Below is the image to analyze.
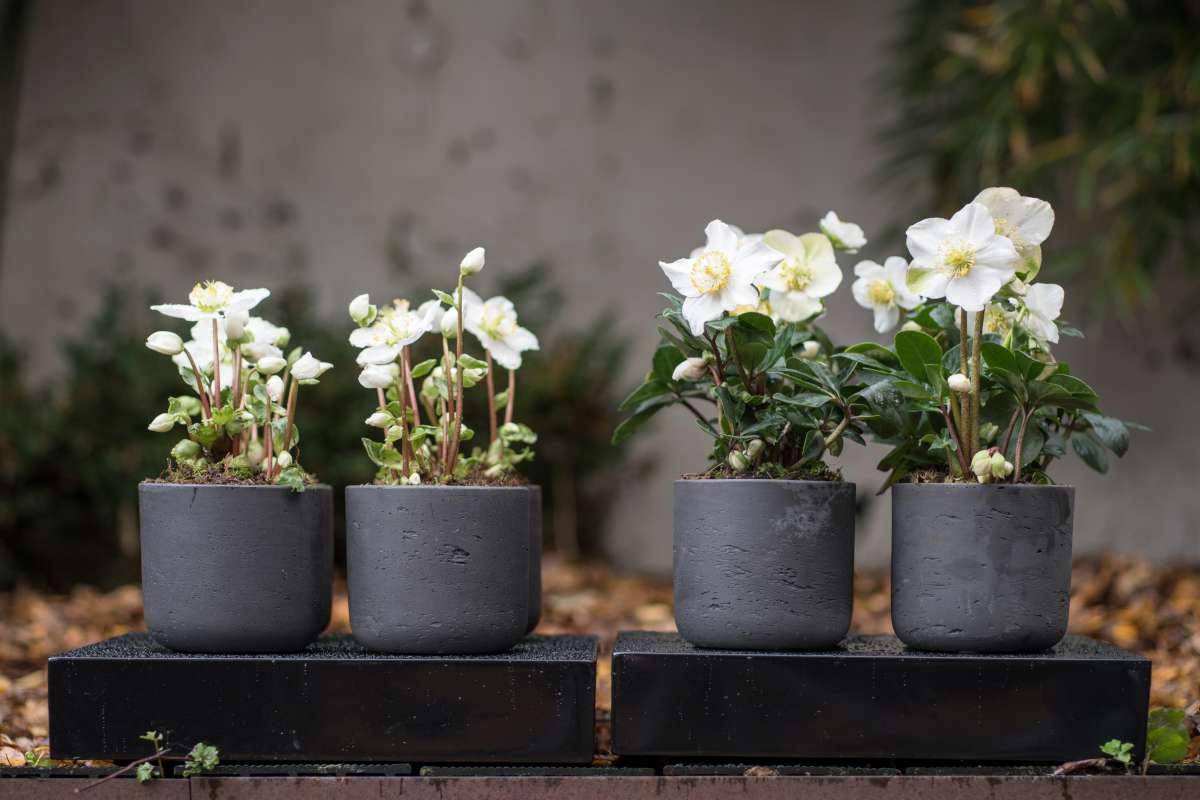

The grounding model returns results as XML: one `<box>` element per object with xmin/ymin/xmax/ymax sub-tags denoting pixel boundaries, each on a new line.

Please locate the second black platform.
<box><xmin>612</xmin><ymin>632</ymin><xmax>1149</xmax><ymax>762</ymax></box>
<box><xmin>49</xmin><ymin>633</ymin><xmax>597</xmax><ymax>764</ymax></box>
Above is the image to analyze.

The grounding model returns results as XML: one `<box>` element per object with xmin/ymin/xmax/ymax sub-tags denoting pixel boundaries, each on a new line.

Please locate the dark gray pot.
<box><xmin>526</xmin><ymin>485</ymin><xmax>543</xmax><ymax>634</ymax></box>
<box><xmin>346</xmin><ymin>485</ymin><xmax>530</xmax><ymax>654</ymax></box>
<box><xmin>891</xmin><ymin>483</ymin><xmax>1074</xmax><ymax>653</ymax></box>
<box><xmin>673</xmin><ymin>479</ymin><xmax>856</xmax><ymax>651</ymax></box>
<box><xmin>138</xmin><ymin>483</ymin><xmax>333</xmax><ymax>654</ymax></box>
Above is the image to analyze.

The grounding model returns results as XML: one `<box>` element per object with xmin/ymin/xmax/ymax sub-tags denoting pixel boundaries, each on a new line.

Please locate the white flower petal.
<box><xmin>805</xmin><ymin>258</ymin><xmax>843</xmax><ymax>298</ymax></box>
<box><xmin>873</xmin><ymin>304</ymin><xmax>900</xmax><ymax>334</ymax></box>
<box><xmin>730</xmin><ymin>240</ymin><xmax>783</xmax><ymax>284</ymax></box>
<box><xmin>229</xmin><ymin>288</ymin><xmax>270</xmax><ymax>311</ymax></box>
<box><xmin>948</xmin><ymin>202</ymin><xmax>998</xmax><ymax>244</ymax></box>
<box><xmin>349</xmin><ymin>327</ymin><xmax>379</xmax><ymax>348</ymax></box>
<box><xmin>682</xmin><ymin>292</ymin><xmax>725</xmax><ymax>335</ymax></box>
<box><xmin>973</xmin><ymin>233</ymin><xmax>1020</xmax><ymax>275</ymax></box>
<box><xmin>485</xmin><ymin>338</ymin><xmax>523</xmax><ymax>370</ymax></box>
<box><xmin>1024</xmin><ymin>282</ymin><xmax>1064</xmax><ymax>321</ymax></box>
<box><xmin>660</xmin><ymin>258</ymin><xmax>698</xmax><ymax>297</ymax></box>
<box><xmin>703</xmin><ymin>219</ymin><xmax>739</xmax><ymax>256</ymax></box>
<box><xmin>945</xmin><ymin>267</ymin><xmax>1006</xmax><ymax>312</ymax></box>
<box><xmin>356</xmin><ymin>344</ymin><xmax>401</xmax><ymax>365</ymax></box>
<box><xmin>151</xmin><ymin>303</ymin><xmax>210</xmax><ymax>321</ymax></box>
<box><xmin>853</xmin><ymin>260</ymin><xmax>884</xmax><ymax>279</ymax></box>
<box><xmin>905</xmin><ymin>218</ymin><xmax>949</xmax><ymax>264</ymax></box>
<box><xmin>506</xmin><ymin>326</ymin><xmax>539</xmax><ymax>352</ymax></box>
<box><xmin>850</xmin><ymin>276</ymin><xmax>874</xmax><ymax>309</ymax></box>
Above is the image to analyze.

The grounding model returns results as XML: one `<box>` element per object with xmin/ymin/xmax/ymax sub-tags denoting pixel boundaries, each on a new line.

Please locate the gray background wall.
<box><xmin>2</xmin><ymin>0</ymin><xmax>1195</xmax><ymax>571</ymax></box>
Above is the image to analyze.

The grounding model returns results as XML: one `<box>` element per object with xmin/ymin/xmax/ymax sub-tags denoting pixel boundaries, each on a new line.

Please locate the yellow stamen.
<box><xmin>779</xmin><ymin>257</ymin><xmax>814</xmax><ymax>292</ymax></box>
<box><xmin>867</xmin><ymin>279</ymin><xmax>895</xmax><ymax>306</ymax></box>
<box><xmin>690</xmin><ymin>250</ymin><xmax>732</xmax><ymax>295</ymax></box>
<box><xmin>942</xmin><ymin>243</ymin><xmax>977</xmax><ymax>277</ymax></box>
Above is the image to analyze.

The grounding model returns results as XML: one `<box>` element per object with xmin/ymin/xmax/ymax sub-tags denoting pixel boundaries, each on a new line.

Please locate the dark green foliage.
<box><xmin>882</xmin><ymin>1</ymin><xmax>1200</xmax><ymax>332</ymax></box>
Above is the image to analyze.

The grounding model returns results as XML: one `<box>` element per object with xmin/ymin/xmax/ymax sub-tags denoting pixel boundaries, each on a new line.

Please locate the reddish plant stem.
<box><xmin>182</xmin><ymin>347</ymin><xmax>212</xmax><ymax>419</ymax></box>
<box><xmin>280</xmin><ymin>378</ymin><xmax>299</xmax><ymax>453</ymax></box>
<box><xmin>485</xmin><ymin>351</ymin><xmax>498</xmax><ymax>442</ymax></box>
<box><xmin>402</xmin><ymin>347</ymin><xmax>420</xmax><ymax>425</ymax></box>
<box><xmin>75</xmin><ymin>749</ymin><xmax>175</xmax><ymax>793</ymax></box>
<box><xmin>211</xmin><ymin>319</ymin><xmax>222</xmax><ymax>407</ymax></box>
<box><xmin>447</xmin><ymin>279</ymin><xmax>466</xmax><ymax>474</ymax></box>
<box><xmin>504</xmin><ymin>368</ymin><xmax>516</xmax><ymax>426</ymax></box>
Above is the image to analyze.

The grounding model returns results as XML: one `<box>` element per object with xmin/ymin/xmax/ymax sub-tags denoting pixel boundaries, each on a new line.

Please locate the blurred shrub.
<box><xmin>882</xmin><ymin>1</ymin><xmax>1199</xmax><ymax>337</ymax></box>
<box><xmin>0</xmin><ymin>269</ymin><xmax>643</xmax><ymax>590</ymax></box>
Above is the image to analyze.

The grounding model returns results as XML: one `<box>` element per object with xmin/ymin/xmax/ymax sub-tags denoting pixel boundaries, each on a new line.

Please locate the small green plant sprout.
<box><xmin>146</xmin><ymin>281</ymin><xmax>331</xmax><ymax>491</ymax></box>
<box><xmin>350</xmin><ymin>246</ymin><xmax>540</xmax><ymax>485</ymax></box>
<box><xmin>615</xmin><ymin>217</ymin><xmax>869</xmax><ymax>477</ymax></box>
<box><xmin>845</xmin><ymin>188</ymin><xmax>1137</xmax><ymax>488</ymax></box>
<box><xmin>181</xmin><ymin>742</ymin><xmax>220</xmax><ymax>777</ymax></box>
<box><xmin>136</xmin><ymin>730</ymin><xmax>165</xmax><ymax>782</ymax></box>
<box><xmin>1100</xmin><ymin>739</ymin><xmax>1134</xmax><ymax>769</ymax></box>
<box><xmin>1146</xmin><ymin>708</ymin><xmax>1191</xmax><ymax>766</ymax></box>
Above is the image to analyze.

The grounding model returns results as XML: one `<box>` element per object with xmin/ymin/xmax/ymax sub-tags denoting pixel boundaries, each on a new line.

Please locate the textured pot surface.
<box><xmin>346</xmin><ymin>485</ymin><xmax>530</xmax><ymax>654</ymax></box>
<box><xmin>138</xmin><ymin>483</ymin><xmax>333</xmax><ymax>654</ymax></box>
<box><xmin>891</xmin><ymin>482</ymin><xmax>1074</xmax><ymax>653</ymax></box>
<box><xmin>673</xmin><ymin>479</ymin><xmax>855</xmax><ymax>651</ymax></box>
<box><xmin>526</xmin><ymin>485</ymin><xmax>543</xmax><ymax>634</ymax></box>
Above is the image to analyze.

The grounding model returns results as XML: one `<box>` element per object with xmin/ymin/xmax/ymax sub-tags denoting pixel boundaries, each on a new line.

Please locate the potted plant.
<box><xmin>141</xmin><ymin>281</ymin><xmax>334</xmax><ymax>653</ymax></box>
<box><xmin>344</xmin><ymin>247</ymin><xmax>542</xmax><ymax>654</ymax></box>
<box><xmin>847</xmin><ymin>188</ymin><xmax>1135</xmax><ymax>652</ymax></box>
<box><xmin>615</xmin><ymin>216</ymin><xmax>869</xmax><ymax>651</ymax></box>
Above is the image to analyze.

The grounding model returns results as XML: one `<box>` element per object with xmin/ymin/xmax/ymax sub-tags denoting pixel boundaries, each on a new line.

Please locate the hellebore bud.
<box><xmin>727</xmin><ymin>451</ymin><xmax>750</xmax><ymax>473</ymax></box>
<box><xmin>459</xmin><ymin>246</ymin><xmax>486</xmax><ymax>276</ymax></box>
<box><xmin>948</xmin><ymin>373</ymin><xmax>971</xmax><ymax>394</ymax></box>
<box><xmin>672</xmin><ymin>357</ymin><xmax>707</xmax><ymax>382</ymax></box>
<box><xmin>145</xmin><ymin>331</ymin><xmax>184</xmax><ymax>355</ymax></box>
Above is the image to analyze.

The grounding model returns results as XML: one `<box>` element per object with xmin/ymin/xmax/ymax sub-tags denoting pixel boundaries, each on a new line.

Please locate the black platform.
<box><xmin>612</xmin><ymin>632</ymin><xmax>1150</xmax><ymax>763</ymax></box>
<box><xmin>49</xmin><ymin>633</ymin><xmax>597</xmax><ymax>764</ymax></box>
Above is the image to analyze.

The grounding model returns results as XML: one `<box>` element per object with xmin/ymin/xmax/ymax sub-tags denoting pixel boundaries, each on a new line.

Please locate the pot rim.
<box><xmin>892</xmin><ymin>481</ymin><xmax>1074</xmax><ymax>491</ymax></box>
<box><xmin>139</xmin><ymin>481</ymin><xmax>332</xmax><ymax>491</ymax></box>
<box><xmin>345</xmin><ymin>483</ymin><xmax>532</xmax><ymax>491</ymax></box>
<box><xmin>674</xmin><ymin>477</ymin><xmax>854</xmax><ymax>488</ymax></box>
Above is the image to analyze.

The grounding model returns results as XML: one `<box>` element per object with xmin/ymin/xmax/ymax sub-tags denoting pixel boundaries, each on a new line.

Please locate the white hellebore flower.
<box><xmin>291</xmin><ymin>352</ymin><xmax>333</xmax><ymax>382</ymax></box>
<box><xmin>689</xmin><ymin>223</ymin><xmax>759</xmax><ymax>259</ymax></box>
<box><xmin>358</xmin><ymin>363</ymin><xmax>397</xmax><ymax>390</ymax></box>
<box><xmin>948</xmin><ymin>373</ymin><xmax>972</xmax><ymax>394</ymax></box>
<box><xmin>223</xmin><ymin>306</ymin><xmax>249</xmax><ymax>340</ymax></box>
<box><xmin>1021</xmin><ymin>283</ymin><xmax>1065</xmax><ymax>344</ymax></box>
<box><xmin>350</xmin><ymin>300</ymin><xmax>440</xmax><ymax>365</ymax></box>
<box><xmin>459</xmin><ymin>288</ymin><xmax>540</xmax><ymax>370</ymax></box>
<box><xmin>145</xmin><ymin>331</ymin><xmax>183</xmax><ymax>356</ymax></box>
<box><xmin>757</xmin><ymin>230</ymin><xmax>842</xmax><ymax>323</ymax></box>
<box><xmin>800</xmin><ymin>340</ymin><xmax>821</xmax><ymax>359</ymax></box>
<box><xmin>349</xmin><ymin>293</ymin><xmax>374</xmax><ymax>326</ymax></box>
<box><xmin>440</xmin><ymin>306</ymin><xmax>459</xmax><ymax>338</ymax></box>
<box><xmin>364</xmin><ymin>411</ymin><xmax>392</xmax><ymax>428</ymax></box>
<box><xmin>275</xmin><ymin>450</ymin><xmax>293</xmax><ymax>469</ymax></box>
<box><xmin>266</xmin><ymin>375</ymin><xmax>285</xmax><ymax>402</ymax></box>
<box><xmin>151</xmin><ymin>280</ymin><xmax>270</xmax><ymax>321</ymax></box>
<box><xmin>672</xmin><ymin>357</ymin><xmax>708</xmax><ymax>382</ymax></box>
<box><xmin>661</xmin><ymin>220</ymin><xmax>783</xmax><ymax>335</ymax></box>
<box><xmin>851</xmin><ymin>256</ymin><xmax>921</xmax><ymax>333</ymax></box>
<box><xmin>257</xmin><ymin>356</ymin><xmax>287</xmax><ymax>375</ymax></box>
<box><xmin>148</xmin><ymin>413</ymin><xmax>175</xmax><ymax>433</ymax></box>
<box><xmin>905</xmin><ymin>202</ymin><xmax>1020</xmax><ymax>312</ymax></box>
<box><xmin>245</xmin><ymin>317</ymin><xmax>290</xmax><ymax>348</ymax></box>
<box><xmin>973</xmin><ymin>187</ymin><xmax>1054</xmax><ymax>276</ymax></box>
<box><xmin>460</xmin><ymin>246</ymin><xmax>486</xmax><ymax>275</ymax></box>
<box><xmin>819</xmin><ymin>211</ymin><xmax>867</xmax><ymax>253</ymax></box>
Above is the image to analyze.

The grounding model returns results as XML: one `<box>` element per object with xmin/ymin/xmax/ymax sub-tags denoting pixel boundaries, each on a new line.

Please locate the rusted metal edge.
<box><xmin>2</xmin><ymin>775</ymin><xmax>1198</xmax><ymax>800</ymax></box>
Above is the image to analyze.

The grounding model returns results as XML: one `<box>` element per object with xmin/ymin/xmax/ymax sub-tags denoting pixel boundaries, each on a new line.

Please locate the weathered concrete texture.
<box><xmin>891</xmin><ymin>483</ymin><xmax>1074</xmax><ymax>653</ymax></box>
<box><xmin>526</xmin><ymin>484</ymin><xmax>543</xmax><ymax>633</ymax></box>
<box><xmin>673</xmin><ymin>479</ymin><xmax>855</xmax><ymax>650</ymax></box>
<box><xmin>345</xmin><ymin>485</ymin><xmax>530</xmax><ymax>654</ymax></box>
<box><xmin>137</xmin><ymin>483</ymin><xmax>333</xmax><ymax>653</ymax></box>
<box><xmin>1</xmin><ymin>775</ymin><xmax>1184</xmax><ymax>800</ymax></box>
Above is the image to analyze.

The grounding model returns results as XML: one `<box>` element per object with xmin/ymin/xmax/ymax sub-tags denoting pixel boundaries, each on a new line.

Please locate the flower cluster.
<box><xmin>145</xmin><ymin>281</ymin><xmax>332</xmax><ymax>490</ymax></box>
<box><xmin>350</xmin><ymin>247</ymin><xmax>539</xmax><ymax>485</ymax></box>
<box><xmin>842</xmin><ymin>187</ymin><xmax>1133</xmax><ymax>485</ymax></box>
<box><xmin>617</xmin><ymin>214</ymin><xmax>868</xmax><ymax>476</ymax></box>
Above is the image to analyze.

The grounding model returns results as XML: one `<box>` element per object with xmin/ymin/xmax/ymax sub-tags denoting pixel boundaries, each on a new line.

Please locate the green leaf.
<box><xmin>1082</xmin><ymin>413</ymin><xmax>1129</xmax><ymax>457</ymax></box>
<box><xmin>182</xmin><ymin>743</ymin><xmax>220</xmax><ymax>777</ymax></box>
<box><xmin>136</xmin><ymin>763</ymin><xmax>156</xmax><ymax>783</ymax></box>
<box><xmin>800</xmin><ymin>429</ymin><xmax>825</xmax><ymax>463</ymax></box>
<box><xmin>736</xmin><ymin>311</ymin><xmax>775</xmax><ymax>337</ymax></box>
<box><xmin>774</xmin><ymin>391</ymin><xmax>833</xmax><ymax>408</ymax></box>
<box><xmin>894</xmin><ymin>330</ymin><xmax>941</xmax><ymax>384</ymax></box>
<box><xmin>459</xmin><ymin>353</ymin><xmax>488</xmax><ymax>370</ymax></box>
<box><xmin>980</xmin><ymin>342</ymin><xmax>1019</xmax><ymax>374</ymax></box>
<box><xmin>1147</xmin><ymin>709</ymin><xmax>1190</xmax><ymax>764</ymax></box>
<box><xmin>651</xmin><ymin>345</ymin><xmax>685</xmax><ymax>382</ymax></box>
<box><xmin>409</xmin><ymin>358</ymin><xmax>437</xmax><ymax>379</ymax></box>
<box><xmin>276</xmin><ymin>465</ymin><xmax>307</xmax><ymax>493</ymax></box>
<box><xmin>619</xmin><ymin>380</ymin><xmax>672</xmax><ymax>412</ymax></box>
<box><xmin>1100</xmin><ymin>739</ymin><xmax>1134</xmax><ymax>767</ymax></box>
<box><xmin>362</xmin><ymin>438</ymin><xmax>403</xmax><ymax>469</ymax></box>
<box><xmin>432</xmin><ymin>289</ymin><xmax>455</xmax><ymax>305</ymax></box>
<box><xmin>1072</xmin><ymin>433</ymin><xmax>1109</xmax><ymax>473</ymax></box>
<box><xmin>611</xmin><ymin>397</ymin><xmax>672</xmax><ymax>445</ymax></box>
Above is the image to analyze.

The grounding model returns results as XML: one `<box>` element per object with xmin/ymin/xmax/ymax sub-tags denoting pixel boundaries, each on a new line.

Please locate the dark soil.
<box><xmin>147</xmin><ymin>462</ymin><xmax>316</xmax><ymax>487</ymax></box>
<box><xmin>682</xmin><ymin>461</ymin><xmax>842</xmax><ymax>482</ymax></box>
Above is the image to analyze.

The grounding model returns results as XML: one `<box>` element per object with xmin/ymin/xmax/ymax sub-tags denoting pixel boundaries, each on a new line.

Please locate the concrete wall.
<box><xmin>2</xmin><ymin>0</ymin><xmax>1196</xmax><ymax>571</ymax></box>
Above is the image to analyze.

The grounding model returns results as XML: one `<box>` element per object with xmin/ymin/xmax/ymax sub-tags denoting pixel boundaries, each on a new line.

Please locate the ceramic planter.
<box><xmin>673</xmin><ymin>479</ymin><xmax>856</xmax><ymax>651</ymax></box>
<box><xmin>138</xmin><ymin>483</ymin><xmax>334</xmax><ymax>653</ymax></box>
<box><xmin>346</xmin><ymin>485</ymin><xmax>531</xmax><ymax>654</ymax></box>
<box><xmin>891</xmin><ymin>483</ymin><xmax>1074</xmax><ymax>653</ymax></box>
<box><xmin>526</xmin><ymin>485</ymin><xmax>543</xmax><ymax>634</ymax></box>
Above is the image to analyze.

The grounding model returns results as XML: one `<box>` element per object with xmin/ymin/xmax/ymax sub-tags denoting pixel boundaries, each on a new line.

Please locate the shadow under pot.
<box><xmin>526</xmin><ymin>485</ymin><xmax>543</xmax><ymax>634</ymax></box>
<box><xmin>346</xmin><ymin>485</ymin><xmax>531</xmax><ymax>654</ymax></box>
<box><xmin>891</xmin><ymin>483</ymin><xmax>1074</xmax><ymax>654</ymax></box>
<box><xmin>138</xmin><ymin>483</ymin><xmax>334</xmax><ymax>654</ymax></box>
<box><xmin>673</xmin><ymin>479</ymin><xmax>856</xmax><ymax>651</ymax></box>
